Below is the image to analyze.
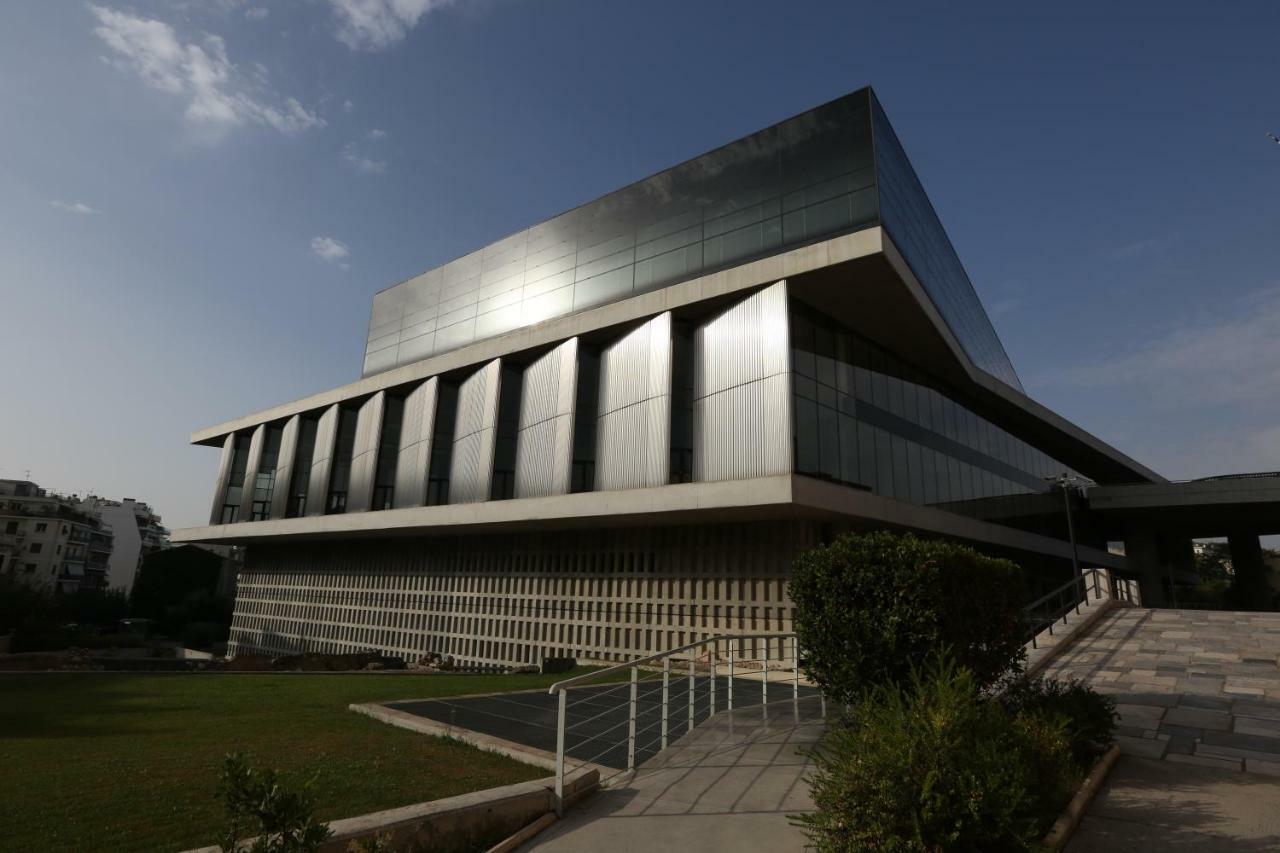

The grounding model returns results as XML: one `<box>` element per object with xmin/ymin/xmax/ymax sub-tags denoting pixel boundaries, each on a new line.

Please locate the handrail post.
<box><xmin>661</xmin><ymin>657</ymin><xmax>670</xmax><ymax>750</ymax></box>
<box><xmin>627</xmin><ymin>666</ymin><xmax>638</xmax><ymax>771</ymax></box>
<box><xmin>762</xmin><ymin>639</ymin><xmax>769</xmax><ymax>709</ymax></box>
<box><xmin>728</xmin><ymin>640</ymin><xmax>735</xmax><ymax>711</ymax></box>
<box><xmin>792</xmin><ymin>636</ymin><xmax>800</xmax><ymax>702</ymax></box>
<box><xmin>688</xmin><ymin>659</ymin><xmax>695</xmax><ymax>734</ymax></box>
<box><xmin>554</xmin><ymin>688</ymin><xmax>566</xmax><ymax>816</ymax></box>
<box><xmin>709</xmin><ymin>658</ymin><xmax>716</xmax><ymax>716</ymax></box>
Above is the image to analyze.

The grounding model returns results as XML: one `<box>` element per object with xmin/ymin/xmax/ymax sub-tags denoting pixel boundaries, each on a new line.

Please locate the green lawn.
<box><xmin>0</xmin><ymin>671</ymin><xmax>591</xmax><ymax>853</ymax></box>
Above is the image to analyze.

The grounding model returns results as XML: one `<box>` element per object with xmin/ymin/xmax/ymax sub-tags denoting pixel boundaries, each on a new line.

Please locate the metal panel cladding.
<box><xmin>450</xmin><ymin>360</ymin><xmax>503</xmax><ymax>503</ymax></box>
<box><xmin>515</xmin><ymin>338</ymin><xmax>579</xmax><ymax>498</ymax></box>
<box><xmin>393</xmin><ymin>378</ymin><xmax>439</xmax><ymax>509</ymax></box>
<box><xmin>869</xmin><ymin>93</ymin><xmax>1022</xmax><ymax>391</ymax></box>
<box><xmin>208</xmin><ymin>432</ymin><xmax>237</xmax><ymax>525</ymax></box>
<box><xmin>345</xmin><ymin>391</ymin><xmax>386</xmax><ymax>512</ymax></box>
<box><xmin>596</xmin><ymin>312</ymin><xmax>673</xmax><ymax>490</ymax></box>
<box><xmin>693</xmin><ymin>281</ymin><xmax>793</xmax><ymax>482</ymax></box>
<box><xmin>237</xmin><ymin>424</ymin><xmax>267</xmax><ymax>518</ymax></box>
<box><xmin>305</xmin><ymin>404</ymin><xmax>340</xmax><ymax>517</ymax></box>
<box><xmin>269</xmin><ymin>415</ymin><xmax>301</xmax><ymax>519</ymax></box>
<box><xmin>362</xmin><ymin>90</ymin><xmax>877</xmax><ymax>377</ymax></box>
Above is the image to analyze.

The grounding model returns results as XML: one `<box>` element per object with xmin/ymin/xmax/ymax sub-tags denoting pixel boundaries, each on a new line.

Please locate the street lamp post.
<box><xmin>1050</xmin><ymin>472</ymin><xmax>1082</xmax><ymax>580</ymax></box>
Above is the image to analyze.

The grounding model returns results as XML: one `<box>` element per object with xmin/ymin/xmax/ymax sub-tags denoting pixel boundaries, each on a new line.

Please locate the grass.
<box><xmin>0</xmin><ymin>669</ymin><xmax>599</xmax><ymax>853</ymax></box>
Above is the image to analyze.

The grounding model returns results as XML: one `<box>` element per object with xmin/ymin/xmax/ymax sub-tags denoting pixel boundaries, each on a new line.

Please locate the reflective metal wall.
<box><xmin>596</xmin><ymin>313</ymin><xmax>672</xmax><ymax>490</ymax></box>
<box><xmin>515</xmin><ymin>338</ymin><xmax>578</xmax><ymax>498</ymax></box>
<box><xmin>393</xmin><ymin>378</ymin><xmax>438</xmax><ymax>509</ymax></box>
<box><xmin>450</xmin><ymin>359</ymin><xmax>502</xmax><ymax>503</ymax></box>
<box><xmin>304</xmin><ymin>404</ymin><xmax>339</xmax><ymax>517</ymax></box>
<box><xmin>694</xmin><ymin>282</ymin><xmax>793</xmax><ymax>482</ymax></box>
<box><xmin>269</xmin><ymin>415</ymin><xmax>300</xmax><ymax>519</ymax></box>
<box><xmin>363</xmin><ymin>91</ymin><xmax>877</xmax><ymax>376</ymax></box>
<box><xmin>346</xmin><ymin>392</ymin><xmax>386</xmax><ymax>512</ymax></box>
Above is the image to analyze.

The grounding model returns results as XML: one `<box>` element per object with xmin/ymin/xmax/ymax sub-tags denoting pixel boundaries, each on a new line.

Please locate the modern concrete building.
<box><xmin>0</xmin><ymin>479</ymin><xmax>114</xmax><ymax>593</ymax></box>
<box><xmin>173</xmin><ymin>88</ymin><xmax>1277</xmax><ymax>666</ymax></box>
<box><xmin>74</xmin><ymin>496</ymin><xmax>170</xmax><ymax>595</ymax></box>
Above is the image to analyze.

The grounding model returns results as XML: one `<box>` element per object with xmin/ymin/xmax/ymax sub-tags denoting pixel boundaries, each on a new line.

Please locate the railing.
<box><xmin>1025</xmin><ymin>568</ymin><xmax>1138</xmax><ymax>649</ymax></box>
<box><xmin>546</xmin><ymin>633</ymin><xmax>820</xmax><ymax>815</ymax></box>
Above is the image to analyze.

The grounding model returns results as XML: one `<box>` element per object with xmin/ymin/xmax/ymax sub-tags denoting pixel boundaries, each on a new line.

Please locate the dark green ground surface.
<box><xmin>0</xmin><ymin>671</ymin><xmax>596</xmax><ymax>853</ymax></box>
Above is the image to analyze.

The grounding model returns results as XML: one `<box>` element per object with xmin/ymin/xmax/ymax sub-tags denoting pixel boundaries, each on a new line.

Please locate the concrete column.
<box><xmin>269</xmin><ymin>415</ymin><xmax>301</xmax><ymax>519</ymax></box>
<box><xmin>346</xmin><ymin>391</ymin><xmax>386</xmax><ymax>512</ymax></box>
<box><xmin>693</xmin><ymin>281</ymin><xmax>792</xmax><ymax>482</ymax></box>
<box><xmin>394</xmin><ymin>378</ymin><xmax>439</xmax><ymax>509</ymax></box>
<box><xmin>208</xmin><ymin>433</ymin><xmax>236</xmax><ymax>526</ymax></box>
<box><xmin>305</xmin><ymin>404</ymin><xmax>340</xmax><ymax>517</ymax></box>
<box><xmin>1227</xmin><ymin>532</ymin><xmax>1270</xmax><ymax>610</ymax></box>
<box><xmin>1122</xmin><ymin>528</ymin><xmax>1167</xmax><ymax>607</ymax></box>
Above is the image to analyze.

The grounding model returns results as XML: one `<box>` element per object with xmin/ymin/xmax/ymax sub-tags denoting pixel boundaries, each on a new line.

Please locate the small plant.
<box><xmin>217</xmin><ymin>753</ymin><xmax>333</xmax><ymax>853</ymax></box>
<box><xmin>347</xmin><ymin>832</ymin><xmax>393</xmax><ymax>852</ymax></box>
<box><xmin>1000</xmin><ymin>673</ymin><xmax>1118</xmax><ymax>764</ymax></box>
<box><xmin>789</xmin><ymin>531</ymin><xmax>1028</xmax><ymax>702</ymax></box>
<box><xmin>796</xmin><ymin>655</ymin><xmax>1049</xmax><ymax>852</ymax></box>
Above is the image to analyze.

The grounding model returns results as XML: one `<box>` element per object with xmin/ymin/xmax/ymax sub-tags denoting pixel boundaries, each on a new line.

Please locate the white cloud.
<box><xmin>343</xmin><ymin>99</ymin><xmax>355</xmax><ymax>113</ymax></box>
<box><xmin>90</xmin><ymin>5</ymin><xmax>323</xmax><ymax>139</ymax></box>
<box><xmin>51</xmin><ymin>200</ymin><xmax>97</xmax><ymax>215</ymax></box>
<box><xmin>329</xmin><ymin>0</ymin><xmax>457</xmax><ymax>51</ymax></box>
<box><xmin>311</xmin><ymin>236</ymin><xmax>350</xmax><ymax>263</ymax></box>
<box><xmin>244</xmin><ymin>7</ymin><xmax>269</xmax><ymax>20</ymax></box>
<box><xmin>342</xmin><ymin>129</ymin><xmax>389</xmax><ymax>174</ymax></box>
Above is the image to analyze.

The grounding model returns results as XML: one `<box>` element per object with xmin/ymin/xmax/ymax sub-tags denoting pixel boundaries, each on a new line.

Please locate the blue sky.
<box><xmin>2</xmin><ymin>0</ymin><xmax>1279</xmax><ymax>530</ymax></box>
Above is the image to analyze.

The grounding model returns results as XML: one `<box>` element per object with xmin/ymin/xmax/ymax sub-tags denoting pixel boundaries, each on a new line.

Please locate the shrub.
<box><xmin>789</xmin><ymin>531</ymin><xmax>1027</xmax><ymax>701</ymax></box>
<box><xmin>797</xmin><ymin>656</ymin><xmax>1051</xmax><ymax>852</ymax></box>
<box><xmin>1000</xmin><ymin>674</ymin><xmax>1117</xmax><ymax>765</ymax></box>
<box><xmin>218</xmin><ymin>753</ymin><xmax>332</xmax><ymax>853</ymax></box>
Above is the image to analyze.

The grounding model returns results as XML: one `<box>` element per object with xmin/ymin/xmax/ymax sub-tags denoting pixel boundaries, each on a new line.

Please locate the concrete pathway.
<box><xmin>525</xmin><ymin>697</ymin><xmax>822</xmax><ymax>852</ymax></box>
<box><xmin>1067</xmin><ymin>755</ymin><xmax>1280</xmax><ymax>851</ymax></box>
<box><xmin>1041</xmin><ymin>607</ymin><xmax>1280</xmax><ymax>774</ymax></box>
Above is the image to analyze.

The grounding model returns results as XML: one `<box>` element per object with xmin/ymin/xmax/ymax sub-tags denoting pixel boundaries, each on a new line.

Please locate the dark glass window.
<box><xmin>249</xmin><ymin>424</ymin><xmax>283</xmax><ymax>521</ymax></box>
<box><xmin>670</xmin><ymin>324</ymin><xmax>695</xmax><ymax>483</ymax></box>
<box><xmin>219</xmin><ymin>433</ymin><xmax>251</xmax><ymax>524</ymax></box>
<box><xmin>325</xmin><ymin>405</ymin><xmax>359</xmax><ymax>514</ymax></box>
<box><xmin>490</xmin><ymin>366</ymin><xmax>523</xmax><ymax>501</ymax></box>
<box><xmin>426</xmin><ymin>384</ymin><xmax>458</xmax><ymax>506</ymax></box>
<box><xmin>372</xmin><ymin>395</ymin><xmax>405</xmax><ymax>510</ymax></box>
<box><xmin>571</xmin><ymin>345</ymin><xmax>600</xmax><ymax>493</ymax></box>
<box><xmin>286</xmin><ymin>415</ymin><xmax>319</xmax><ymax>517</ymax></box>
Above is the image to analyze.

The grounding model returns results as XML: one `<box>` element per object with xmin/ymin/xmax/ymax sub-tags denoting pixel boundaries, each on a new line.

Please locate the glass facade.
<box><xmin>870</xmin><ymin>94</ymin><xmax>1022</xmax><ymax>389</ymax></box>
<box><xmin>570</xmin><ymin>346</ymin><xmax>600</xmax><ymax>493</ymax></box>
<box><xmin>373</xmin><ymin>395</ymin><xmax>405</xmax><ymax>510</ymax></box>
<box><xmin>364</xmin><ymin>91</ymin><xmax>877</xmax><ymax>377</ymax></box>
<box><xmin>219</xmin><ymin>434</ymin><xmax>251</xmax><ymax>524</ymax></box>
<box><xmin>490</xmin><ymin>366</ymin><xmax>523</xmax><ymax>500</ymax></box>
<box><xmin>790</xmin><ymin>302</ymin><xmax>1082</xmax><ymax>540</ymax></box>
<box><xmin>286</xmin><ymin>415</ymin><xmax>319</xmax><ymax>518</ymax></box>
<box><xmin>325</xmin><ymin>406</ymin><xmax>359</xmax><ymax>514</ymax></box>
<box><xmin>426</xmin><ymin>384</ymin><xmax>458</xmax><ymax>506</ymax></box>
<box><xmin>249</xmin><ymin>424</ymin><xmax>283</xmax><ymax>521</ymax></box>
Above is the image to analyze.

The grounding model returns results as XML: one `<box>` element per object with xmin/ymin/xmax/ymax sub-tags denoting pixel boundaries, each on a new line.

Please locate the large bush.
<box><xmin>797</xmin><ymin>657</ymin><xmax>1059</xmax><ymax>852</ymax></box>
<box><xmin>789</xmin><ymin>532</ymin><xmax>1027</xmax><ymax>701</ymax></box>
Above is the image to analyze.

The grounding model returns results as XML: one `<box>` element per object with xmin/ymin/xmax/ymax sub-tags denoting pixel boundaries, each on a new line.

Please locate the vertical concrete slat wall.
<box><xmin>305</xmin><ymin>404</ymin><xmax>340</xmax><ymax>517</ymax></box>
<box><xmin>596</xmin><ymin>312</ymin><xmax>672</xmax><ymax>490</ymax></box>
<box><xmin>269</xmin><ymin>415</ymin><xmax>301</xmax><ymax>519</ymax></box>
<box><xmin>238</xmin><ymin>424</ymin><xmax>267</xmax><ymax>519</ymax></box>
<box><xmin>346</xmin><ymin>391</ymin><xmax>386</xmax><ymax>512</ymax></box>
<box><xmin>450</xmin><ymin>359</ymin><xmax>502</xmax><ymax>503</ymax></box>
<box><xmin>515</xmin><ymin>338</ymin><xmax>579</xmax><ymax>498</ymax></box>
<box><xmin>208</xmin><ymin>433</ymin><xmax>237</xmax><ymax>525</ymax></box>
<box><xmin>393</xmin><ymin>378</ymin><xmax>438</xmax><ymax>509</ymax></box>
<box><xmin>693</xmin><ymin>281</ymin><xmax>793</xmax><ymax>482</ymax></box>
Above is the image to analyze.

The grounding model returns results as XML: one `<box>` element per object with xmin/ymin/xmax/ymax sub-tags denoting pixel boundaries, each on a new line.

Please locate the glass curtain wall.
<box><xmin>372</xmin><ymin>396</ymin><xmax>405</xmax><ymax>510</ymax></box>
<box><xmin>249</xmin><ymin>424</ymin><xmax>283</xmax><ymax>520</ymax></box>
<box><xmin>219</xmin><ymin>434</ymin><xmax>251</xmax><ymax>524</ymax></box>
<box><xmin>286</xmin><ymin>415</ymin><xmax>319</xmax><ymax>518</ymax></box>
<box><xmin>790</xmin><ymin>301</ymin><xmax>1085</xmax><ymax>540</ymax></box>
<box><xmin>325</xmin><ymin>405</ymin><xmax>360</xmax><ymax>514</ymax></box>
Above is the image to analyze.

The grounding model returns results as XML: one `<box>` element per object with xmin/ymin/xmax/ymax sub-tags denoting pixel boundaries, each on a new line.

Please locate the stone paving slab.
<box><xmin>1042</xmin><ymin>608</ymin><xmax>1280</xmax><ymax>774</ymax></box>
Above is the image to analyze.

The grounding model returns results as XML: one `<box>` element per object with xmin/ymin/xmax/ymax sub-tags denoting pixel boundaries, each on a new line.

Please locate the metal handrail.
<box><xmin>1025</xmin><ymin>568</ymin><xmax>1139</xmax><ymax>649</ymax></box>
<box><xmin>548</xmin><ymin>632</ymin><xmax>812</xmax><ymax>816</ymax></box>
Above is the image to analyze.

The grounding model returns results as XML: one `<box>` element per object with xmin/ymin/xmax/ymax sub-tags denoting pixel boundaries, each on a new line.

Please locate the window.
<box><xmin>286</xmin><ymin>415</ymin><xmax>320</xmax><ymax>517</ymax></box>
<box><xmin>35</xmin><ymin>522</ymin><xmax>47</xmax><ymax>533</ymax></box>
<box><xmin>249</xmin><ymin>424</ymin><xmax>284</xmax><ymax>521</ymax></box>
<box><xmin>325</xmin><ymin>405</ymin><xmax>360</xmax><ymax>514</ymax></box>
<box><xmin>490</xmin><ymin>365</ymin><xmax>523</xmax><ymax>501</ymax></box>
<box><xmin>219</xmin><ymin>433</ymin><xmax>252</xmax><ymax>524</ymax></box>
<box><xmin>25</xmin><ymin>563</ymin><xmax>37</xmax><ymax>574</ymax></box>
<box><xmin>371</xmin><ymin>395</ymin><xmax>405</xmax><ymax>511</ymax></box>
<box><xmin>4</xmin><ymin>521</ymin><xmax>16</xmax><ymax>535</ymax></box>
<box><xmin>29</xmin><ymin>543</ymin><xmax>42</xmax><ymax>554</ymax></box>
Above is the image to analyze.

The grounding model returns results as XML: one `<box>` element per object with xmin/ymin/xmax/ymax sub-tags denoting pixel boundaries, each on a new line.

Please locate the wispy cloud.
<box><xmin>90</xmin><ymin>5</ymin><xmax>323</xmax><ymax>141</ymax></box>
<box><xmin>1108</xmin><ymin>236</ymin><xmax>1169</xmax><ymax>261</ymax></box>
<box><xmin>244</xmin><ymin>7</ymin><xmax>269</xmax><ymax>21</ymax></box>
<box><xmin>311</xmin><ymin>236</ymin><xmax>350</xmax><ymax>266</ymax></box>
<box><xmin>51</xmin><ymin>200</ymin><xmax>98</xmax><ymax>215</ymax></box>
<box><xmin>1035</xmin><ymin>286</ymin><xmax>1280</xmax><ymax>409</ymax></box>
<box><xmin>342</xmin><ymin>129</ymin><xmax>389</xmax><ymax>174</ymax></box>
<box><xmin>329</xmin><ymin>0</ymin><xmax>458</xmax><ymax>51</ymax></box>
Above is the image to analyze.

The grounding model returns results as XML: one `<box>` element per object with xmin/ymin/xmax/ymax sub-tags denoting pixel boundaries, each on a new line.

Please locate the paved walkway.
<box><xmin>1041</xmin><ymin>607</ymin><xmax>1280</xmax><ymax>774</ymax></box>
<box><xmin>1067</xmin><ymin>755</ymin><xmax>1280</xmax><ymax>851</ymax></box>
<box><xmin>525</xmin><ymin>696</ymin><xmax>823</xmax><ymax>852</ymax></box>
